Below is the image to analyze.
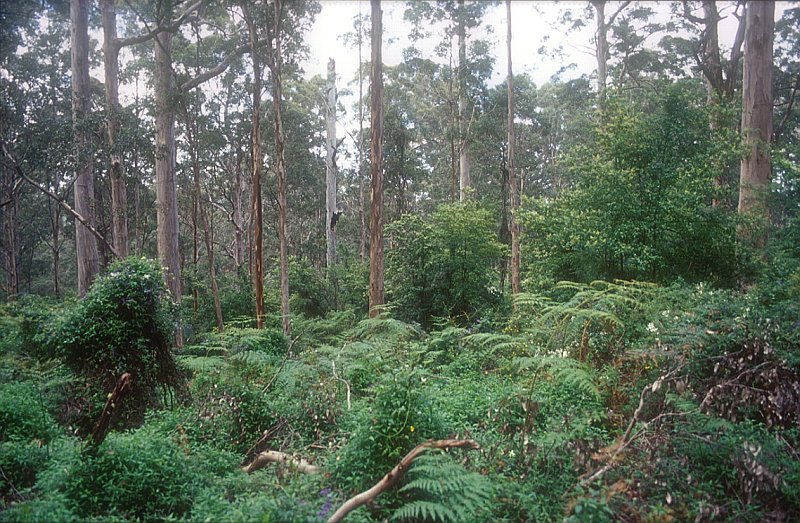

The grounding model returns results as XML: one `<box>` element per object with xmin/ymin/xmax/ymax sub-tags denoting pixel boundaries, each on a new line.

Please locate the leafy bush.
<box><xmin>521</xmin><ymin>81</ymin><xmax>741</xmax><ymax>285</ymax></box>
<box><xmin>62</xmin><ymin>425</ymin><xmax>198</xmax><ymax>520</ymax></box>
<box><xmin>332</xmin><ymin>370</ymin><xmax>448</xmax><ymax>491</ymax></box>
<box><xmin>0</xmin><ymin>382</ymin><xmax>60</xmax><ymax>499</ymax></box>
<box><xmin>0</xmin><ymin>382</ymin><xmax>58</xmax><ymax>442</ymax></box>
<box><xmin>55</xmin><ymin>257</ymin><xmax>184</xmax><ymax>429</ymax></box>
<box><xmin>386</xmin><ymin>202</ymin><xmax>507</xmax><ymax>329</ymax></box>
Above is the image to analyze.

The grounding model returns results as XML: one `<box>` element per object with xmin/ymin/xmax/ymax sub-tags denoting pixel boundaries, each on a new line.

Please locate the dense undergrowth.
<box><xmin>1</xmin><ymin>258</ymin><xmax>799</xmax><ymax>522</ymax></box>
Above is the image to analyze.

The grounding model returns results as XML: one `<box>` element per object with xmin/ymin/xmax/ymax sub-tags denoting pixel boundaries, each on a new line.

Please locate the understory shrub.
<box><xmin>55</xmin><ymin>257</ymin><xmax>185</xmax><ymax>430</ymax></box>
<box><xmin>62</xmin><ymin>425</ymin><xmax>198</xmax><ymax>520</ymax></box>
<box><xmin>386</xmin><ymin>202</ymin><xmax>507</xmax><ymax>329</ymax></box>
<box><xmin>332</xmin><ymin>370</ymin><xmax>448</xmax><ymax>493</ymax></box>
<box><xmin>0</xmin><ymin>382</ymin><xmax>60</xmax><ymax>498</ymax></box>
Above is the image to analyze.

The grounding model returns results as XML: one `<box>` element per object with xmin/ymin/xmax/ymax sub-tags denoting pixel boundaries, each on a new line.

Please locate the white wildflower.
<box><xmin>647</xmin><ymin>322</ymin><xmax>658</xmax><ymax>334</ymax></box>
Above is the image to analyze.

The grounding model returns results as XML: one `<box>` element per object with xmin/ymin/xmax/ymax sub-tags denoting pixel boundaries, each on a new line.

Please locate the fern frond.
<box><xmin>229</xmin><ymin>350</ymin><xmax>272</xmax><ymax>366</ymax></box>
<box><xmin>514</xmin><ymin>356</ymin><xmax>599</xmax><ymax>399</ymax></box>
<box><xmin>176</xmin><ymin>355</ymin><xmax>227</xmax><ymax>373</ymax></box>
<box><xmin>392</xmin><ymin>501</ymin><xmax>459</xmax><ymax>522</ymax></box>
<box><xmin>392</xmin><ymin>453</ymin><xmax>492</xmax><ymax>523</ymax></box>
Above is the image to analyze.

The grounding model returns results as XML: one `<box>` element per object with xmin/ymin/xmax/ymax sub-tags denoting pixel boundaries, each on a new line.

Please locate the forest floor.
<box><xmin>1</xmin><ymin>279</ymin><xmax>799</xmax><ymax>522</ymax></box>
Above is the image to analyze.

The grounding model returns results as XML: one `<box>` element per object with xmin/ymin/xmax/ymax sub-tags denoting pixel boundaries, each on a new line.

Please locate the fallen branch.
<box><xmin>85</xmin><ymin>372</ymin><xmax>132</xmax><ymax>452</ymax></box>
<box><xmin>580</xmin><ymin>362</ymin><xmax>687</xmax><ymax>486</ymax></box>
<box><xmin>327</xmin><ymin>438</ymin><xmax>480</xmax><ymax>523</ymax></box>
<box><xmin>242</xmin><ymin>449</ymin><xmax>319</xmax><ymax>475</ymax></box>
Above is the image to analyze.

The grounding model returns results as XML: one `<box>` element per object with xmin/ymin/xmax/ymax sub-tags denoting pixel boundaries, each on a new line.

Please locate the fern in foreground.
<box><xmin>392</xmin><ymin>453</ymin><xmax>493</xmax><ymax>522</ymax></box>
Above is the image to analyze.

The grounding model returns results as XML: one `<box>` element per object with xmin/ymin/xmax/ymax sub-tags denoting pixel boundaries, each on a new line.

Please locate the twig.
<box><xmin>698</xmin><ymin>361</ymin><xmax>770</xmax><ymax>413</ymax></box>
<box><xmin>580</xmin><ymin>363</ymin><xmax>687</xmax><ymax>486</ymax></box>
<box><xmin>262</xmin><ymin>334</ymin><xmax>303</xmax><ymax>394</ymax></box>
<box><xmin>2</xmin><ymin>143</ymin><xmax>121</xmax><ymax>260</ymax></box>
<box><xmin>331</xmin><ymin>360</ymin><xmax>352</xmax><ymax>410</ymax></box>
<box><xmin>327</xmin><ymin>439</ymin><xmax>480</xmax><ymax>523</ymax></box>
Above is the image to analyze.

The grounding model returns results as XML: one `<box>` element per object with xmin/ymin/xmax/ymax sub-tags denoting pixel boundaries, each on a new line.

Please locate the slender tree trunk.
<box><xmin>326</xmin><ymin>58</ymin><xmax>338</xmax><ymax>269</ymax></box>
<box><xmin>50</xmin><ymin>201</ymin><xmax>61</xmax><ymax>297</ymax></box>
<box><xmin>200</xmin><ymin>192</ymin><xmax>224</xmax><ymax>332</ymax></box>
<box><xmin>244</xmin><ymin>4</ymin><xmax>265</xmax><ymax>329</ymax></box>
<box><xmin>738</xmin><ymin>0</ymin><xmax>775</xmax><ymax>248</ymax></box>
<box><xmin>358</xmin><ymin>14</ymin><xmax>367</xmax><ymax>262</ymax></box>
<box><xmin>101</xmin><ymin>0</ymin><xmax>128</xmax><ymax>258</ymax></box>
<box><xmin>507</xmin><ymin>0</ymin><xmax>521</xmax><ymax>295</ymax></box>
<box><xmin>368</xmin><ymin>0</ymin><xmax>384</xmax><ymax>317</ymax></box>
<box><xmin>1</xmin><ymin>169</ymin><xmax>19</xmax><ymax>298</ymax></box>
<box><xmin>593</xmin><ymin>0</ymin><xmax>608</xmax><ymax>98</ymax></box>
<box><xmin>701</xmin><ymin>0</ymin><xmax>724</xmax><ymax>101</ymax></box>
<box><xmin>71</xmin><ymin>0</ymin><xmax>100</xmax><ymax>297</ymax></box>
<box><xmin>234</xmin><ymin>151</ymin><xmax>245</xmax><ymax>269</ymax></box>
<box><xmin>457</xmin><ymin>0</ymin><xmax>470</xmax><ymax>201</ymax></box>
<box><xmin>267</xmin><ymin>0</ymin><xmax>291</xmax><ymax>335</ymax></box>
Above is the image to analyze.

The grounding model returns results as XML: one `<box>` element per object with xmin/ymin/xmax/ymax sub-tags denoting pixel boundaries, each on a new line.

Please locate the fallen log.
<box><xmin>243</xmin><ymin>450</ymin><xmax>320</xmax><ymax>475</ymax></box>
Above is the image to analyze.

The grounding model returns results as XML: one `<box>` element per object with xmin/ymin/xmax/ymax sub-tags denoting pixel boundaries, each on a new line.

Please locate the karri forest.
<box><xmin>1</xmin><ymin>0</ymin><xmax>799</xmax><ymax>521</ymax></box>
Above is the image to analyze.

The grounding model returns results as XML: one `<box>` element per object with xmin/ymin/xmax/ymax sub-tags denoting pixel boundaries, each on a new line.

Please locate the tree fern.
<box><xmin>514</xmin><ymin>356</ymin><xmax>600</xmax><ymax>401</ymax></box>
<box><xmin>392</xmin><ymin>453</ymin><xmax>493</xmax><ymax>523</ymax></box>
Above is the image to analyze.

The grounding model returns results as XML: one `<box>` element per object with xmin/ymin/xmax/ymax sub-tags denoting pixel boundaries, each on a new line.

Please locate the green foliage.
<box><xmin>0</xmin><ymin>382</ymin><xmax>58</xmax><ymax>442</ymax></box>
<box><xmin>55</xmin><ymin>257</ymin><xmax>183</xmax><ymax>429</ymax></box>
<box><xmin>522</xmin><ymin>81</ymin><xmax>741</xmax><ymax>285</ymax></box>
<box><xmin>332</xmin><ymin>370</ymin><xmax>447</xmax><ymax>491</ymax></box>
<box><xmin>392</xmin><ymin>453</ymin><xmax>493</xmax><ymax>522</ymax></box>
<box><xmin>63</xmin><ymin>425</ymin><xmax>197</xmax><ymax>520</ymax></box>
<box><xmin>511</xmin><ymin>280</ymin><xmax>660</xmax><ymax>362</ymax></box>
<box><xmin>0</xmin><ymin>381</ymin><xmax>59</xmax><ymax>498</ymax></box>
<box><xmin>386</xmin><ymin>202</ymin><xmax>507</xmax><ymax>329</ymax></box>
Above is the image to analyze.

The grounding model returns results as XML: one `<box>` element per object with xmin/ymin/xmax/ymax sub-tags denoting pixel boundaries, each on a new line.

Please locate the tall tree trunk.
<box><xmin>154</xmin><ymin>11</ymin><xmax>183</xmax><ymax>345</ymax></box>
<box><xmin>326</xmin><ymin>58</ymin><xmax>338</xmax><ymax>269</ymax></box>
<box><xmin>593</xmin><ymin>0</ymin><xmax>608</xmax><ymax>98</ymax></box>
<box><xmin>738</xmin><ymin>0</ymin><xmax>775</xmax><ymax>248</ymax></box>
<box><xmin>71</xmin><ymin>0</ymin><xmax>100</xmax><ymax>297</ymax></box>
<box><xmin>234</xmin><ymin>150</ymin><xmax>245</xmax><ymax>269</ymax></box>
<box><xmin>266</xmin><ymin>0</ymin><xmax>291</xmax><ymax>335</ymax></box>
<box><xmin>200</xmin><ymin>190</ymin><xmax>224</xmax><ymax>332</ymax></box>
<box><xmin>244</xmin><ymin>4</ymin><xmax>265</xmax><ymax>329</ymax></box>
<box><xmin>101</xmin><ymin>0</ymin><xmax>129</xmax><ymax>258</ymax></box>
<box><xmin>457</xmin><ymin>0</ymin><xmax>470</xmax><ymax>201</ymax></box>
<box><xmin>590</xmin><ymin>1</ymin><xmax>629</xmax><ymax>101</ymax></box>
<box><xmin>507</xmin><ymin>0</ymin><xmax>521</xmax><ymax>295</ymax></box>
<box><xmin>701</xmin><ymin>0</ymin><xmax>724</xmax><ymax>101</ymax></box>
<box><xmin>368</xmin><ymin>0</ymin><xmax>385</xmax><ymax>317</ymax></box>
<box><xmin>358</xmin><ymin>13</ymin><xmax>367</xmax><ymax>263</ymax></box>
<box><xmin>49</xmin><ymin>199</ymin><xmax>61</xmax><ymax>297</ymax></box>
<box><xmin>1</xmin><ymin>167</ymin><xmax>19</xmax><ymax>298</ymax></box>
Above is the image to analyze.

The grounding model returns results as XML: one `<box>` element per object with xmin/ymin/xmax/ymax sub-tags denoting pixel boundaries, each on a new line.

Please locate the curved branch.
<box><xmin>327</xmin><ymin>439</ymin><xmax>480</xmax><ymax>523</ymax></box>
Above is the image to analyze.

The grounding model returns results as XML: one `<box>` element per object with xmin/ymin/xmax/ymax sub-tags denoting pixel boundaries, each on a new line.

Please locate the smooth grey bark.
<box><xmin>265</xmin><ymin>0</ymin><xmax>291</xmax><ymax>335</ymax></box>
<box><xmin>506</xmin><ymin>0</ymin><xmax>520</xmax><ymax>295</ymax></box>
<box><xmin>243</xmin><ymin>3</ymin><xmax>265</xmax><ymax>329</ymax></box>
<box><xmin>368</xmin><ymin>0</ymin><xmax>384</xmax><ymax>317</ymax></box>
<box><xmin>71</xmin><ymin>0</ymin><xmax>100</xmax><ymax>297</ymax></box>
<box><xmin>590</xmin><ymin>0</ymin><xmax>630</xmax><ymax>99</ymax></box>
<box><xmin>101</xmin><ymin>0</ymin><xmax>129</xmax><ymax>258</ymax></box>
<box><xmin>457</xmin><ymin>0</ymin><xmax>470</xmax><ymax>201</ymax></box>
<box><xmin>325</xmin><ymin>58</ymin><xmax>338</xmax><ymax>269</ymax></box>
